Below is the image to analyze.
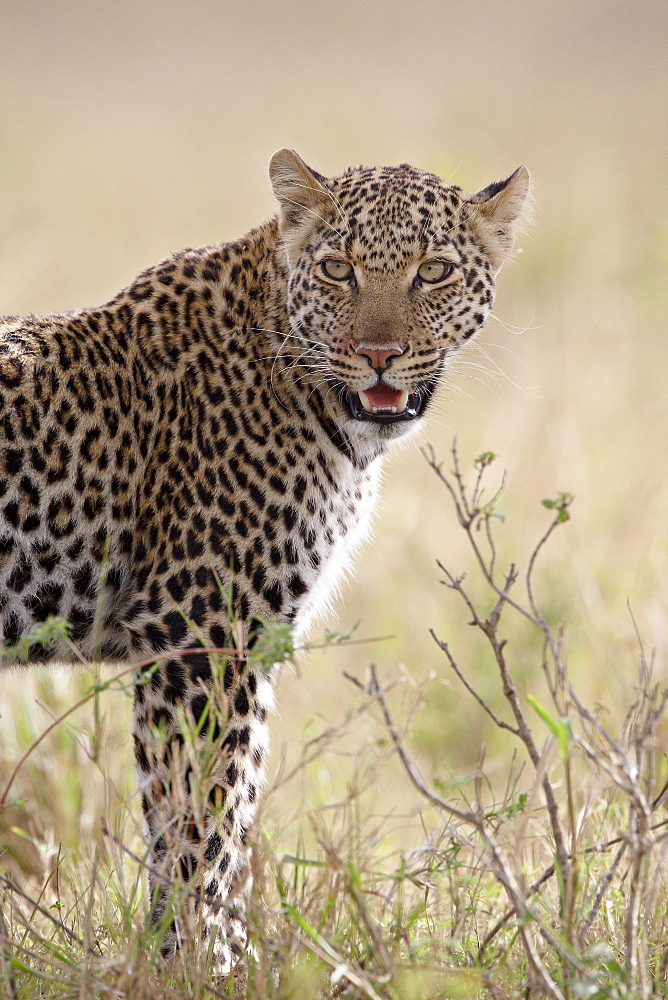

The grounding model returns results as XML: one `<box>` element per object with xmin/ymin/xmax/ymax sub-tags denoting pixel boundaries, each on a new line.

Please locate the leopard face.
<box><xmin>270</xmin><ymin>151</ymin><xmax>529</xmax><ymax>446</ymax></box>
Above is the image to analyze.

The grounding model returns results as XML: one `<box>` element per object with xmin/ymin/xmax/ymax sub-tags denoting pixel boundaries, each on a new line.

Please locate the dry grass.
<box><xmin>0</xmin><ymin>1</ymin><xmax>666</xmax><ymax>997</ymax></box>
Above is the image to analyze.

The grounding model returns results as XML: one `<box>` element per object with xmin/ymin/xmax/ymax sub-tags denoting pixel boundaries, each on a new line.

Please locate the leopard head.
<box><xmin>269</xmin><ymin>148</ymin><xmax>530</xmax><ymax>443</ymax></box>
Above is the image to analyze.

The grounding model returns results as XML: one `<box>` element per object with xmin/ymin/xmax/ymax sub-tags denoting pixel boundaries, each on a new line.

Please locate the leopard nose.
<box><xmin>355</xmin><ymin>345</ymin><xmax>404</xmax><ymax>370</ymax></box>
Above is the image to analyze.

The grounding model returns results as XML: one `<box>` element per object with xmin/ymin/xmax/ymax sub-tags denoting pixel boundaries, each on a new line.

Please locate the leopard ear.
<box><xmin>466</xmin><ymin>166</ymin><xmax>531</xmax><ymax>271</ymax></box>
<box><xmin>269</xmin><ymin>148</ymin><xmax>332</xmax><ymax>234</ymax></box>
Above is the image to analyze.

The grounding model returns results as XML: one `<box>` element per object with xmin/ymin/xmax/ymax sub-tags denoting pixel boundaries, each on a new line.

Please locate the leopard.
<box><xmin>0</xmin><ymin>148</ymin><xmax>529</xmax><ymax>979</ymax></box>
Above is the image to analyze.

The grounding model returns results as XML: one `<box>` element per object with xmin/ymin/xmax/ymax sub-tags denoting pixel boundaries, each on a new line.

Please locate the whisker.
<box><xmin>282</xmin><ymin>179</ymin><xmax>350</xmax><ymax>230</ymax></box>
<box><xmin>467</xmin><ymin>343</ymin><xmax>543</xmax><ymax>397</ymax></box>
<box><xmin>450</xmin><ymin>363</ymin><xmax>502</xmax><ymax>383</ymax></box>
<box><xmin>488</xmin><ymin>312</ymin><xmax>543</xmax><ymax>335</ymax></box>
<box><xmin>276</xmin><ymin>193</ymin><xmax>345</xmax><ymax>239</ymax></box>
<box><xmin>247</xmin><ymin>353</ymin><xmax>320</xmax><ymax>367</ymax></box>
<box><xmin>442</xmin><ymin>152</ymin><xmax>465</xmax><ymax>187</ymax></box>
<box><xmin>252</xmin><ymin>325</ymin><xmax>329</xmax><ymax>350</ymax></box>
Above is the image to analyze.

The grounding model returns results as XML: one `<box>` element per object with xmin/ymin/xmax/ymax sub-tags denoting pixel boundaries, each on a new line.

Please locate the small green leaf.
<box><xmin>541</xmin><ymin>491</ymin><xmax>574</xmax><ymax>523</ymax></box>
<box><xmin>1</xmin><ymin>615</ymin><xmax>71</xmax><ymax>662</ymax></box>
<box><xmin>474</xmin><ymin>450</ymin><xmax>497</xmax><ymax>469</ymax></box>
<box><xmin>322</xmin><ymin>621</ymin><xmax>360</xmax><ymax>644</ymax></box>
<box><xmin>247</xmin><ymin>620</ymin><xmax>295</xmax><ymax>673</ymax></box>
<box><xmin>9</xmin><ymin>826</ymin><xmax>32</xmax><ymax>841</ymax></box>
<box><xmin>526</xmin><ymin>694</ymin><xmax>572</xmax><ymax>763</ymax></box>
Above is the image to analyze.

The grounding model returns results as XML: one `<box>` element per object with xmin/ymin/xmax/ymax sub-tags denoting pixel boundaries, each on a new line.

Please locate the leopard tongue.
<box><xmin>358</xmin><ymin>385</ymin><xmax>409</xmax><ymax>414</ymax></box>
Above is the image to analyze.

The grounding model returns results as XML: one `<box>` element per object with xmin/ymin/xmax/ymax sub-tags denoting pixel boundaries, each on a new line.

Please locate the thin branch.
<box><xmin>422</xmin><ymin>444</ymin><xmax>547</xmax><ymax>629</ymax></box>
<box><xmin>0</xmin><ymin>903</ymin><xmax>17</xmax><ymax>1000</ymax></box>
<box><xmin>367</xmin><ymin>664</ymin><xmax>477</xmax><ymax>826</ymax></box>
<box><xmin>428</xmin><ymin>446</ymin><xmax>570</xmax><ymax>889</ymax></box>
<box><xmin>577</xmin><ymin>841</ymin><xmax>627</xmax><ymax>945</ymax></box>
<box><xmin>429</xmin><ymin>629</ymin><xmax>520</xmax><ymax>736</ymax></box>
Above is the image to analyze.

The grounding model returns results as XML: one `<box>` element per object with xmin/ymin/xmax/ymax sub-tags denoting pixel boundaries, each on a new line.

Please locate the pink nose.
<box><xmin>355</xmin><ymin>345</ymin><xmax>404</xmax><ymax>370</ymax></box>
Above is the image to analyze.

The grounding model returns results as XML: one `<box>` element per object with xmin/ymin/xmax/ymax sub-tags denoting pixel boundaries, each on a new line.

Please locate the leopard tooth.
<box><xmin>358</xmin><ymin>390</ymin><xmax>374</xmax><ymax>413</ymax></box>
<box><xmin>396</xmin><ymin>390</ymin><xmax>409</xmax><ymax>412</ymax></box>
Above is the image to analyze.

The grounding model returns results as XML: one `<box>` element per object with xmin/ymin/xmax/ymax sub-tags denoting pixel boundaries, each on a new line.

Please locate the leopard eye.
<box><xmin>321</xmin><ymin>259</ymin><xmax>354</xmax><ymax>281</ymax></box>
<box><xmin>416</xmin><ymin>261</ymin><xmax>455</xmax><ymax>284</ymax></box>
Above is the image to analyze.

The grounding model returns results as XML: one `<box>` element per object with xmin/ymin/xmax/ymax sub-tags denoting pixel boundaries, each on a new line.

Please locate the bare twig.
<box><xmin>368</xmin><ymin>664</ymin><xmax>478</xmax><ymax>827</ymax></box>
<box><xmin>425</xmin><ymin>445</ymin><xmax>572</xmax><ymax>901</ymax></box>
<box><xmin>434</xmin><ymin>560</ymin><xmax>570</xmax><ymax>890</ymax></box>
<box><xmin>422</xmin><ymin>444</ymin><xmax>550</xmax><ymax>630</ymax></box>
<box><xmin>419</xmin><ymin>442</ymin><xmax>667</xmax><ymax>995</ymax></box>
<box><xmin>429</xmin><ymin>629</ymin><xmax>519</xmax><ymax>736</ymax></box>
<box><xmin>368</xmin><ymin>663</ymin><xmax>598</xmax><ymax>1000</ymax></box>
<box><xmin>0</xmin><ymin>902</ymin><xmax>17</xmax><ymax>1000</ymax></box>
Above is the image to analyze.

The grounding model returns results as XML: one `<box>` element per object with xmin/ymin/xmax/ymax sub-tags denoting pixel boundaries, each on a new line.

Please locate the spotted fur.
<box><xmin>0</xmin><ymin>149</ymin><xmax>529</xmax><ymax>976</ymax></box>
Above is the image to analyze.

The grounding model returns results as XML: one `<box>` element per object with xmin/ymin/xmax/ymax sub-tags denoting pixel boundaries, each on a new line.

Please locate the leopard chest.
<box><xmin>217</xmin><ymin>440</ymin><xmax>382</xmax><ymax>635</ymax></box>
<box><xmin>138</xmin><ymin>419</ymin><xmax>383</xmax><ymax>642</ymax></box>
<box><xmin>257</xmin><ymin>453</ymin><xmax>382</xmax><ymax>637</ymax></box>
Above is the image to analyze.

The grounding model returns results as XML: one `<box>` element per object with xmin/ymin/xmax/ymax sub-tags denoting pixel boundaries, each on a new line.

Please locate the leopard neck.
<box><xmin>251</xmin><ymin>224</ymin><xmax>387</xmax><ymax>471</ymax></box>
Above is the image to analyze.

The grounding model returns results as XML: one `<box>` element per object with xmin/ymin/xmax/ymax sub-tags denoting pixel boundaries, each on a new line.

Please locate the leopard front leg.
<box><xmin>132</xmin><ymin>651</ymin><xmax>273</xmax><ymax>977</ymax></box>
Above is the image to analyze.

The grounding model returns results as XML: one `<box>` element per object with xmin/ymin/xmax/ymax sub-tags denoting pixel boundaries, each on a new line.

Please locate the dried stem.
<box><xmin>0</xmin><ymin>903</ymin><xmax>17</xmax><ymax>1000</ymax></box>
<box><xmin>434</xmin><ymin>558</ymin><xmax>570</xmax><ymax>894</ymax></box>
<box><xmin>418</xmin><ymin>442</ymin><xmax>667</xmax><ymax>994</ymax></box>
<box><xmin>368</xmin><ymin>663</ymin><xmax>595</xmax><ymax>1000</ymax></box>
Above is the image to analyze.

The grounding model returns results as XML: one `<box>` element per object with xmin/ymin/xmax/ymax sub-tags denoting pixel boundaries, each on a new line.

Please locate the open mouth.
<box><xmin>339</xmin><ymin>380</ymin><xmax>432</xmax><ymax>424</ymax></box>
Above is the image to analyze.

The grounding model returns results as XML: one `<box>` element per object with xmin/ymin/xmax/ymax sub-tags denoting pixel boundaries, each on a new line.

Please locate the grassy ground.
<box><xmin>0</xmin><ymin>1</ymin><xmax>666</xmax><ymax>997</ymax></box>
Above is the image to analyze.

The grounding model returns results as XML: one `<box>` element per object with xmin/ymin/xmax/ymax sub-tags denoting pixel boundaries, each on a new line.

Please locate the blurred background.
<box><xmin>0</xmin><ymin>1</ymin><xmax>666</xmax><ymax>858</ymax></box>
